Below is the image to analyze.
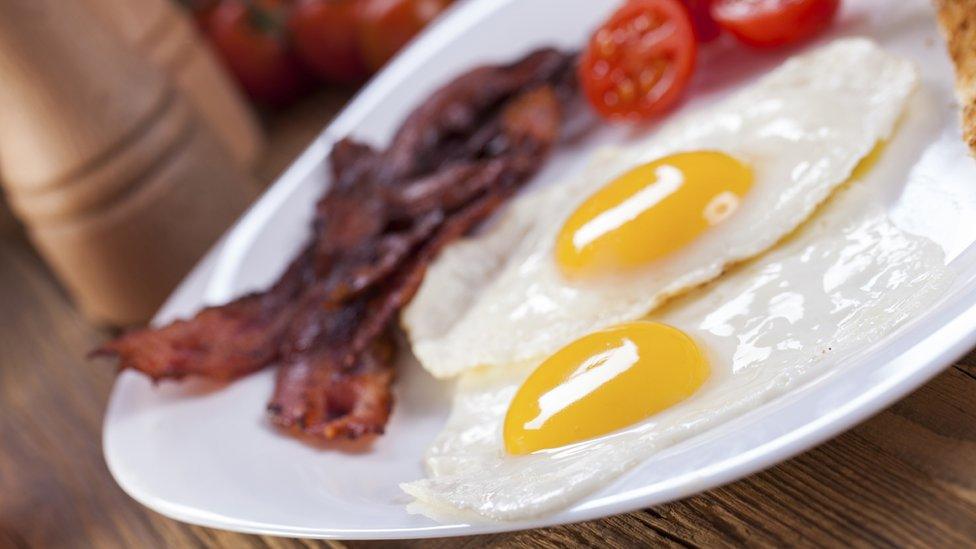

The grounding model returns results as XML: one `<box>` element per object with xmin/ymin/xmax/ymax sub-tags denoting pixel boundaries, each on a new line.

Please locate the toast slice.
<box><xmin>935</xmin><ymin>0</ymin><xmax>976</xmax><ymax>153</ymax></box>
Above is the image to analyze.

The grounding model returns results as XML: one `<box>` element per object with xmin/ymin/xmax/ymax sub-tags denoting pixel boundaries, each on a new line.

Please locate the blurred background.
<box><xmin>0</xmin><ymin>0</ymin><xmax>454</xmax><ymax>327</ymax></box>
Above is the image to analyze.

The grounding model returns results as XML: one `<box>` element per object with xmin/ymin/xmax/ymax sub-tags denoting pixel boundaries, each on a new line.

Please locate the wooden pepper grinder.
<box><xmin>83</xmin><ymin>0</ymin><xmax>264</xmax><ymax>170</ymax></box>
<box><xmin>0</xmin><ymin>0</ymin><xmax>257</xmax><ymax>325</ymax></box>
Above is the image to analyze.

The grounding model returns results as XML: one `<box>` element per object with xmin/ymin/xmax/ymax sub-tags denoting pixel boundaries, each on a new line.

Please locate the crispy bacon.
<box><xmin>268</xmin><ymin>85</ymin><xmax>564</xmax><ymax>439</ymax></box>
<box><xmin>95</xmin><ymin>49</ymin><xmax>576</xmax><ymax>442</ymax></box>
<box><xmin>267</xmin><ymin>182</ymin><xmax>532</xmax><ymax>439</ymax></box>
<box><xmin>381</xmin><ymin>49</ymin><xmax>570</xmax><ymax>180</ymax></box>
<box><xmin>92</xmin><ymin>247</ymin><xmax>314</xmax><ymax>381</ymax></box>
<box><xmin>319</xmin><ymin>210</ymin><xmax>444</xmax><ymax>303</ymax></box>
<box><xmin>269</xmin><ymin>331</ymin><xmax>396</xmax><ymax>440</ymax></box>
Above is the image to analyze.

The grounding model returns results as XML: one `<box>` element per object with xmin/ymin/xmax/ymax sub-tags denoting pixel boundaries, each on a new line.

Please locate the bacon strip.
<box><xmin>384</xmin><ymin>48</ymin><xmax>574</xmax><ymax>178</ymax></box>
<box><xmin>95</xmin><ymin>50</ymin><xmax>576</xmax><ymax>442</ymax></box>
<box><xmin>269</xmin><ymin>333</ymin><xmax>396</xmax><ymax>441</ymax></box>
<box><xmin>268</xmin><ymin>85</ymin><xmax>564</xmax><ymax>438</ymax></box>
<box><xmin>268</xmin><ymin>189</ymin><xmax>516</xmax><ymax>439</ymax></box>
<box><xmin>92</xmin><ymin>247</ymin><xmax>314</xmax><ymax>381</ymax></box>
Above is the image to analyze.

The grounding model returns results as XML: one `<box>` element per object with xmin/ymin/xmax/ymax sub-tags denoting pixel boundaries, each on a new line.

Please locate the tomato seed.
<box><xmin>592</xmin><ymin>60</ymin><xmax>610</xmax><ymax>79</ymax></box>
<box><xmin>596</xmin><ymin>29</ymin><xmax>615</xmax><ymax>57</ymax></box>
<box><xmin>616</xmin><ymin>78</ymin><xmax>637</xmax><ymax>103</ymax></box>
<box><xmin>638</xmin><ymin>69</ymin><xmax>658</xmax><ymax>92</ymax></box>
<box><xmin>633</xmin><ymin>14</ymin><xmax>652</xmax><ymax>32</ymax></box>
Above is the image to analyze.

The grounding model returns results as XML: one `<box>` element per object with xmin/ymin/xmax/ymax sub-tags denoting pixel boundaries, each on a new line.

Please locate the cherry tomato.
<box><xmin>208</xmin><ymin>0</ymin><xmax>310</xmax><ymax>105</ymax></box>
<box><xmin>290</xmin><ymin>0</ymin><xmax>369</xmax><ymax>85</ymax></box>
<box><xmin>681</xmin><ymin>0</ymin><xmax>721</xmax><ymax>42</ymax></box>
<box><xmin>579</xmin><ymin>0</ymin><xmax>697</xmax><ymax>121</ymax></box>
<box><xmin>358</xmin><ymin>0</ymin><xmax>452</xmax><ymax>72</ymax></box>
<box><xmin>710</xmin><ymin>0</ymin><xmax>839</xmax><ymax>48</ymax></box>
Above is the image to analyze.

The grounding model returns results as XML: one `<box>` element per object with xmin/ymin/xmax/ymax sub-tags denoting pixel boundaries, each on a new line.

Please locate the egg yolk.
<box><xmin>503</xmin><ymin>321</ymin><xmax>709</xmax><ymax>455</ymax></box>
<box><xmin>556</xmin><ymin>151</ymin><xmax>753</xmax><ymax>277</ymax></box>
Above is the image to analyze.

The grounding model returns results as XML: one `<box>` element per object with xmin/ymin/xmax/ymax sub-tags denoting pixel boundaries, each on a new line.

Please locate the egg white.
<box><xmin>402</xmin><ymin>38</ymin><xmax>920</xmax><ymax>379</ymax></box>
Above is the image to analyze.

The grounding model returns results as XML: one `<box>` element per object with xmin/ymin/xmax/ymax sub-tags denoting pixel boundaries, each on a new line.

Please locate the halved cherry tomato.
<box><xmin>358</xmin><ymin>0</ymin><xmax>453</xmax><ymax>72</ymax></box>
<box><xmin>710</xmin><ymin>0</ymin><xmax>839</xmax><ymax>48</ymax></box>
<box><xmin>290</xmin><ymin>0</ymin><xmax>370</xmax><ymax>85</ymax></box>
<box><xmin>681</xmin><ymin>0</ymin><xmax>721</xmax><ymax>42</ymax></box>
<box><xmin>579</xmin><ymin>0</ymin><xmax>698</xmax><ymax>121</ymax></box>
<box><xmin>208</xmin><ymin>0</ymin><xmax>311</xmax><ymax>105</ymax></box>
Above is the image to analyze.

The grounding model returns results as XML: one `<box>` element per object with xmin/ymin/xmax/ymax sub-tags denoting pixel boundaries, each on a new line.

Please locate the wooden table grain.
<box><xmin>2</xmin><ymin>90</ymin><xmax>976</xmax><ymax>548</ymax></box>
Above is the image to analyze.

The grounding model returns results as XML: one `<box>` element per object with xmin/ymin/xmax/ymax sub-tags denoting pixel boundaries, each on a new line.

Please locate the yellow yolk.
<box><xmin>556</xmin><ymin>151</ymin><xmax>753</xmax><ymax>277</ymax></box>
<box><xmin>503</xmin><ymin>321</ymin><xmax>709</xmax><ymax>455</ymax></box>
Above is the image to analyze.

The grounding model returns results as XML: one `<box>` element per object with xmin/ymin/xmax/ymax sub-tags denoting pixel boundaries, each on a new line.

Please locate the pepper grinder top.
<box><xmin>0</xmin><ymin>0</ymin><xmax>257</xmax><ymax>325</ymax></box>
<box><xmin>83</xmin><ymin>0</ymin><xmax>264</xmax><ymax>170</ymax></box>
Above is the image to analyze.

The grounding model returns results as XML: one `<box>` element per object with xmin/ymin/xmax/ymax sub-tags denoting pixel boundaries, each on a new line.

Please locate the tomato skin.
<box><xmin>681</xmin><ymin>0</ymin><xmax>721</xmax><ymax>42</ymax></box>
<box><xmin>208</xmin><ymin>0</ymin><xmax>310</xmax><ymax>106</ymax></box>
<box><xmin>579</xmin><ymin>0</ymin><xmax>698</xmax><ymax>122</ymax></box>
<box><xmin>290</xmin><ymin>0</ymin><xmax>370</xmax><ymax>85</ymax></box>
<box><xmin>178</xmin><ymin>0</ymin><xmax>220</xmax><ymax>30</ymax></box>
<box><xmin>711</xmin><ymin>0</ymin><xmax>839</xmax><ymax>48</ymax></box>
<box><xmin>358</xmin><ymin>0</ymin><xmax>452</xmax><ymax>72</ymax></box>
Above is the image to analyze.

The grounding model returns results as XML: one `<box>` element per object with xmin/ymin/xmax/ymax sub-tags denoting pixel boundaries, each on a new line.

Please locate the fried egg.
<box><xmin>399</xmin><ymin>38</ymin><xmax>953</xmax><ymax>521</ymax></box>
<box><xmin>401</xmin><ymin>175</ymin><xmax>951</xmax><ymax>521</ymax></box>
<box><xmin>402</xmin><ymin>39</ymin><xmax>920</xmax><ymax>379</ymax></box>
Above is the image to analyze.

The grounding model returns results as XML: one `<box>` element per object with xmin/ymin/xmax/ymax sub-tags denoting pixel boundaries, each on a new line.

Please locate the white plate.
<box><xmin>104</xmin><ymin>0</ymin><xmax>976</xmax><ymax>540</ymax></box>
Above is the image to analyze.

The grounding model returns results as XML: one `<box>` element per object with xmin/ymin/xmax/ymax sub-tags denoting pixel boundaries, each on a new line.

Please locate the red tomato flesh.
<box><xmin>579</xmin><ymin>0</ymin><xmax>698</xmax><ymax>121</ymax></box>
<box><xmin>711</xmin><ymin>0</ymin><xmax>839</xmax><ymax>48</ymax></box>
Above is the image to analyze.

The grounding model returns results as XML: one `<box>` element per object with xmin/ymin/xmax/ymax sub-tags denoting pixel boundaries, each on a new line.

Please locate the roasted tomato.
<box><xmin>290</xmin><ymin>0</ymin><xmax>370</xmax><ymax>85</ymax></box>
<box><xmin>579</xmin><ymin>0</ymin><xmax>697</xmax><ymax>121</ymax></box>
<box><xmin>681</xmin><ymin>0</ymin><xmax>721</xmax><ymax>42</ymax></box>
<box><xmin>208</xmin><ymin>0</ymin><xmax>310</xmax><ymax>105</ymax></box>
<box><xmin>358</xmin><ymin>0</ymin><xmax>453</xmax><ymax>72</ymax></box>
<box><xmin>710</xmin><ymin>0</ymin><xmax>839</xmax><ymax>48</ymax></box>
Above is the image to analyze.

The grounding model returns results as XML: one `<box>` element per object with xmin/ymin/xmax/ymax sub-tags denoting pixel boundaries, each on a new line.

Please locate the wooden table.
<box><xmin>2</xmin><ymin>89</ymin><xmax>976</xmax><ymax>548</ymax></box>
